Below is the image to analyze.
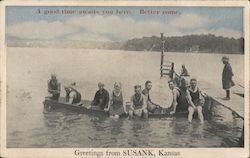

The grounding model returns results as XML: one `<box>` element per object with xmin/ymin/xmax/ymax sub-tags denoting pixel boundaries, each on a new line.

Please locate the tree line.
<box><xmin>122</xmin><ymin>34</ymin><xmax>244</xmax><ymax>54</ymax></box>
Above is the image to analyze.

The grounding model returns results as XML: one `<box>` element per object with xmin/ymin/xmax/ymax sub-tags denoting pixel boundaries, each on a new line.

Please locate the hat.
<box><xmin>51</xmin><ymin>73</ymin><xmax>56</xmax><ymax>77</ymax></box>
<box><xmin>98</xmin><ymin>82</ymin><xmax>104</xmax><ymax>87</ymax></box>
<box><xmin>134</xmin><ymin>85</ymin><xmax>141</xmax><ymax>89</ymax></box>
<box><xmin>222</xmin><ymin>56</ymin><xmax>229</xmax><ymax>61</ymax></box>
<box><xmin>65</xmin><ymin>82</ymin><xmax>76</xmax><ymax>89</ymax></box>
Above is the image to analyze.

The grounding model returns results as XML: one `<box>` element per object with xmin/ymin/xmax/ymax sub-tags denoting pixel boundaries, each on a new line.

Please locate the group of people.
<box><xmin>47</xmin><ymin>76</ymin><xmax>204</xmax><ymax>123</ymax></box>
<box><xmin>47</xmin><ymin>56</ymin><xmax>234</xmax><ymax>124</ymax></box>
<box><xmin>47</xmin><ymin>76</ymin><xmax>159</xmax><ymax>119</ymax></box>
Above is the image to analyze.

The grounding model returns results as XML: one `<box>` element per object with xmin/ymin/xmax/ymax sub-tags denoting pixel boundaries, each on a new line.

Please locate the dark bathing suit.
<box><xmin>175</xmin><ymin>88</ymin><xmax>189</xmax><ymax>112</ymax></box>
<box><xmin>109</xmin><ymin>92</ymin><xmax>124</xmax><ymax>115</ymax></box>
<box><xmin>49</xmin><ymin>80</ymin><xmax>60</xmax><ymax>100</ymax></box>
<box><xmin>132</xmin><ymin>93</ymin><xmax>144</xmax><ymax>110</ymax></box>
<box><xmin>92</xmin><ymin>89</ymin><xmax>109</xmax><ymax>110</ymax></box>
<box><xmin>189</xmin><ymin>88</ymin><xmax>201</xmax><ymax>106</ymax></box>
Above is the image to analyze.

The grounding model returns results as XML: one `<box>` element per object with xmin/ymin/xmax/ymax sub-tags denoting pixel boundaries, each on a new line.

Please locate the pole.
<box><xmin>160</xmin><ymin>33</ymin><xmax>165</xmax><ymax>77</ymax></box>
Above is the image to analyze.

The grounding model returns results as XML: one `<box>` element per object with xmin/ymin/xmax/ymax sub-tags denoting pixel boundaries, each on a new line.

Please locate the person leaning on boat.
<box><xmin>65</xmin><ymin>82</ymin><xmax>82</xmax><ymax>104</ymax></box>
<box><xmin>188</xmin><ymin>78</ymin><xmax>204</xmax><ymax>124</ymax></box>
<box><xmin>142</xmin><ymin>80</ymin><xmax>161</xmax><ymax>113</ymax></box>
<box><xmin>168</xmin><ymin>79</ymin><xmax>194</xmax><ymax>115</ymax></box>
<box><xmin>106</xmin><ymin>82</ymin><xmax>125</xmax><ymax>118</ymax></box>
<box><xmin>48</xmin><ymin>74</ymin><xmax>61</xmax><ymax>100</ymax></box>
<box><xmin>129</xmin><ymin>85</ymin><xmax>148</xmax><ymax>119</ymax></box>
<box><xmin>91</xmin><ymin>82</ymin><xmax>109</xmax><ymax>110</ymax></box>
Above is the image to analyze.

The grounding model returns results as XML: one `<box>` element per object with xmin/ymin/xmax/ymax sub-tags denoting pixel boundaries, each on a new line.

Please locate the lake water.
<box><xmin>6</xmin><ymin>47</ymin><xmax>244</xmax><ymax>147</ymax></box>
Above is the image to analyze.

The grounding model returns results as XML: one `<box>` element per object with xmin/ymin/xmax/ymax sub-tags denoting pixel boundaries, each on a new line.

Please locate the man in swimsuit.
<box><xmin>129</xmin><ymin>85</ymin><xmax>148</xmax><ymax>119</ymax></box>
<box><xmin>65</xmin><ymin>82</ymin><xmax>82</xmax><ymax>104</ymax></box>
<box><xmin>188</xmin><ymin>78</ymin><xmax>205</xmax><ymax>124</ymax></box>
<box><xmin>168</xmin><ymin>80</ymin><xmax>194</xmax><ymax>115</ymax></box>
<box><xmin>142</xmin><ymin>80</ymin><xmax>161</xmax><ymax>113</ymax></box>
<box><xmin>92</xmin><ymin>82</ymin><xmax>109</xmax><ymax>110</ymax></box>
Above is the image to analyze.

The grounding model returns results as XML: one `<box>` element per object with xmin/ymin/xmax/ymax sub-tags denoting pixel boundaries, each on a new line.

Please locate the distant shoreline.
<box><xmin>6</xmin><ymin>46</ymin><xmax>244</xmax><ymax>55</ymax></box>
<box><xmin>7</xmin><ymin>34</ymin><xmax>244</xmax><ymax>55</ymax></box>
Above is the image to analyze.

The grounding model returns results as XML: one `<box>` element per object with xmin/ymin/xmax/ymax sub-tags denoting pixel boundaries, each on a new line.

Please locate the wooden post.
<box><xmin>160</xmin><ymin>33</ymin><xmax>165</xmax><ymax>77</ymax></box>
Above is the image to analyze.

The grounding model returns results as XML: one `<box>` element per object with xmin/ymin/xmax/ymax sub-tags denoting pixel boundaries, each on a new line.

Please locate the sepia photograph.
<box><xmin>1</xmin><ymin>1</ymin><xmax>249</xmax><ymax>158</ymax></box>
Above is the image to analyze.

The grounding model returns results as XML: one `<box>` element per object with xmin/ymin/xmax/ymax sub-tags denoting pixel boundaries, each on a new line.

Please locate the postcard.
<box><xmin>0</xmin><ymin>1</ymin><xmax>249</xmax><ymax>158</ymax></box>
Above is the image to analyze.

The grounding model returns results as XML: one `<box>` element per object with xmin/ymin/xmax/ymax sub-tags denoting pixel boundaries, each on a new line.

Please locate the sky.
<box><xmin>6</xmin><ymin>6</ymin><xmax>243</xmax><ymax>42</ymax></box>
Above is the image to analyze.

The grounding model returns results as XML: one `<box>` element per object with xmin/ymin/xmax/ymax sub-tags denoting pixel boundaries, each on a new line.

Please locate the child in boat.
<box><xmin>48</xmin><ymin>73</ymin><xmax>61</xmax><ymax>100</ymax></box>
<box><xmin>129</xmin><ymin>85</ymin><xmax>148</xmax><ymax>119</ymax></box>
<box><xmin>188</xmin><ymin>78</ymin><xmax>205</xmax><ymax>124</ymax></box>
<box><xmin>107</xmin><ymin>82</ymin><xmax>125</xmax><ymax>118</ymax></box>
<box><xmin>142</xmin><ymin>80</ymin><xmax>161</xmax><ymax>113</ymax></box>
<box><xmin>91</xmin><ymin>82</ymin><xmax>109</xmax><ymax>110</ymax></box>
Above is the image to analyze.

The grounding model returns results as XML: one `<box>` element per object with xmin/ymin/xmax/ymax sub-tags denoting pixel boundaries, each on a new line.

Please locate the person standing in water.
<box><xmin>222</xmin><ymin>56</ymin><xmax>235</xmax><ymax>100</ymax></box>
<box><xmin>107</xmin><ymin>82</ymin><xmax>125</xmax><ymax>118</ymax></box>
<box><xmin>188</xmin><ymin>78</ymin><xmax>205</xmax><ymax>124</ymax></box>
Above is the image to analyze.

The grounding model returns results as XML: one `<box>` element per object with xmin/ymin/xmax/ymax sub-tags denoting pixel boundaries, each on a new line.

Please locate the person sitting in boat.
<box><xmin>168</xmin><ymin>79</ymin><xmax>194</xmax><ymax>115</ymax></box>
<box><xmin>129</xmin><ymin>85</ymin><xmax>148</xmax><ymax>119</ymax></box>
<box><xmin>142</xmin><ymin>80</ymin><xmax>161</xmax><ymax>113</ymax></box>
<box><xmin>91</xmin><ymin>82</ymin><xmax>109</xmax><ymax>110</ymax></box>
<box><xmin>188</xmin><ymin>78</ymin><xmax>205</xmax><ymax>124</ymax></box>
<box><xmin>48</xmin><ymin>73</ymin><xmax>61</xmax><ymax>100</ymax></box>
<box><xmin>65</xmin><ymin>82</ymin><xmax>82</xmax><ymax>104</ymax></box>
<box><xmin>180</xmin><ymin>64</ymin><xmax>189</xmax><ymax>76</ymax></box>
<box><xmin>107</xmin><ymin>82</ymin><xmax>125</xmax><ymax>118</ymax></box>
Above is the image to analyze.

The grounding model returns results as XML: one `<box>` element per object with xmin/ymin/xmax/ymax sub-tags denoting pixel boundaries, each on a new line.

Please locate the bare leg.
<box><xmin>188</xmin><ymin>106</ymin><xmax>195</xmax><ymax>123</ymax></box>
<box><xmin>129</xmin><ymin>110</ymin><xmax>134</xmax><ymax>119</ymax></box>
<box><xmin>197</xmin><ymin>106</ymin><xmax>204</xmax><ymax>124</ymax></box>
<box><xmin>142</xmin><ymin>109</ymin><xmax>148</xmax><ymax>119</ymax></box>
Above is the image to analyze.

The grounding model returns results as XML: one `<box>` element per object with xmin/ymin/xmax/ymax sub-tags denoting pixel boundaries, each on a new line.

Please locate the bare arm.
<box><xmin>106</xmin><ymin>92</ymin><xmax>113</xmax><ymax>110</ymax></box>
<box><xmin>186</xmin><ymin>90</ymin><xmax>196</xmax><ymax>108</ymax></box>
<box><xmin>142</xmin><ymin>95</ymin><xmax>147</xmax><ymax>110</ymax></box>
<box><xmin>68</xmin><ymin>91</ymin><xmax>76</xmax><ymax>104</ymax></box>
<box><xmin>130</xmin><ymin>96</ymin><xmax>135</xmax><ymax>111</ymax></box>
<box><xmin>171</xmin><ymin>89</ymin><xmax>178</xmax><ymax>113</ymax></box>
<box><xmin>199</xmin><ymin>90</ymin><xmax>205</xmax><ymax>106</ymax></box>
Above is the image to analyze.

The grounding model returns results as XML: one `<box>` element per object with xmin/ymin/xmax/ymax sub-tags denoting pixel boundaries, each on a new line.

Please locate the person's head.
<box><xmin>145</xmin><ymin>80</ymin><xmax>152</xmax><ymax>91</ymax></box>
<box><xmin>114</xmin><ymin>82</ymin><xmax>122</xmax><ymax>93</ymax></box>
<box><xmin>182</xmin><ymin>64</ymin><xmax>185</xmax><ymax>68</ymax></box>
<box><xmin>190</xmin><ymin>78</ymin><xmax>197</xmax><ymax>89</ymax></box>
<box><xmin>98</xmin><ymin>82</ymin><xmax>104</xmax><ymax>91</ymax></box>
<box><xmin>222</xmin><ymin>56</ymin><xmax>229</xmax><ymax>64</ymax></box>
<box><xmin>51</xmin><ymin>73</ymin><xmax>57</xmax><ymax>80</ymax></box>
<box><xmin>168</xmin><ymin>80</ymin><xmax>175</xmax><ymax>90</ymax></box>
<box><xmin>65</xmin><ymin>86</ymin><xmax>71</xmax><ymax>93</ymax></box>
<box><xmin>134</xmin><ymin>85</ymin><xmax>141</xmax><ymax>94</ymax></box>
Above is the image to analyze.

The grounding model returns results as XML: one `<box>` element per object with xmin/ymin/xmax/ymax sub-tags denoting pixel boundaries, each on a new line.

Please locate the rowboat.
<box><xmin>43</xmin><ymin>97</ymin><xmax>192</xmax><ymax>118</ymax></box>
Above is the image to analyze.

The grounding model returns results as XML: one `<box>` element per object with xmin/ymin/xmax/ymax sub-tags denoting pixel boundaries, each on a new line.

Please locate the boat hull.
<box><xmin>43</xmin><ymin>97</ymin><xmax>197</xmax><ymax>118</ymax></box>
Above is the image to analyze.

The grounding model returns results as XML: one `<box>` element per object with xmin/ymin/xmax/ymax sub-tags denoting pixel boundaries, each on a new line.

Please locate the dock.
<box><xmin>158</xmin><ymin>32</ymin><xmax>244</xmax><ymax>120</ymax></box>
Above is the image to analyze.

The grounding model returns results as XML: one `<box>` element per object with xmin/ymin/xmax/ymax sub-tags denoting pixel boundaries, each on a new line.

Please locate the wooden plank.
<box><xmin>199</xmin><ymin>81</ymin><xmax>244</xmax><ymax>119</ymax></box>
